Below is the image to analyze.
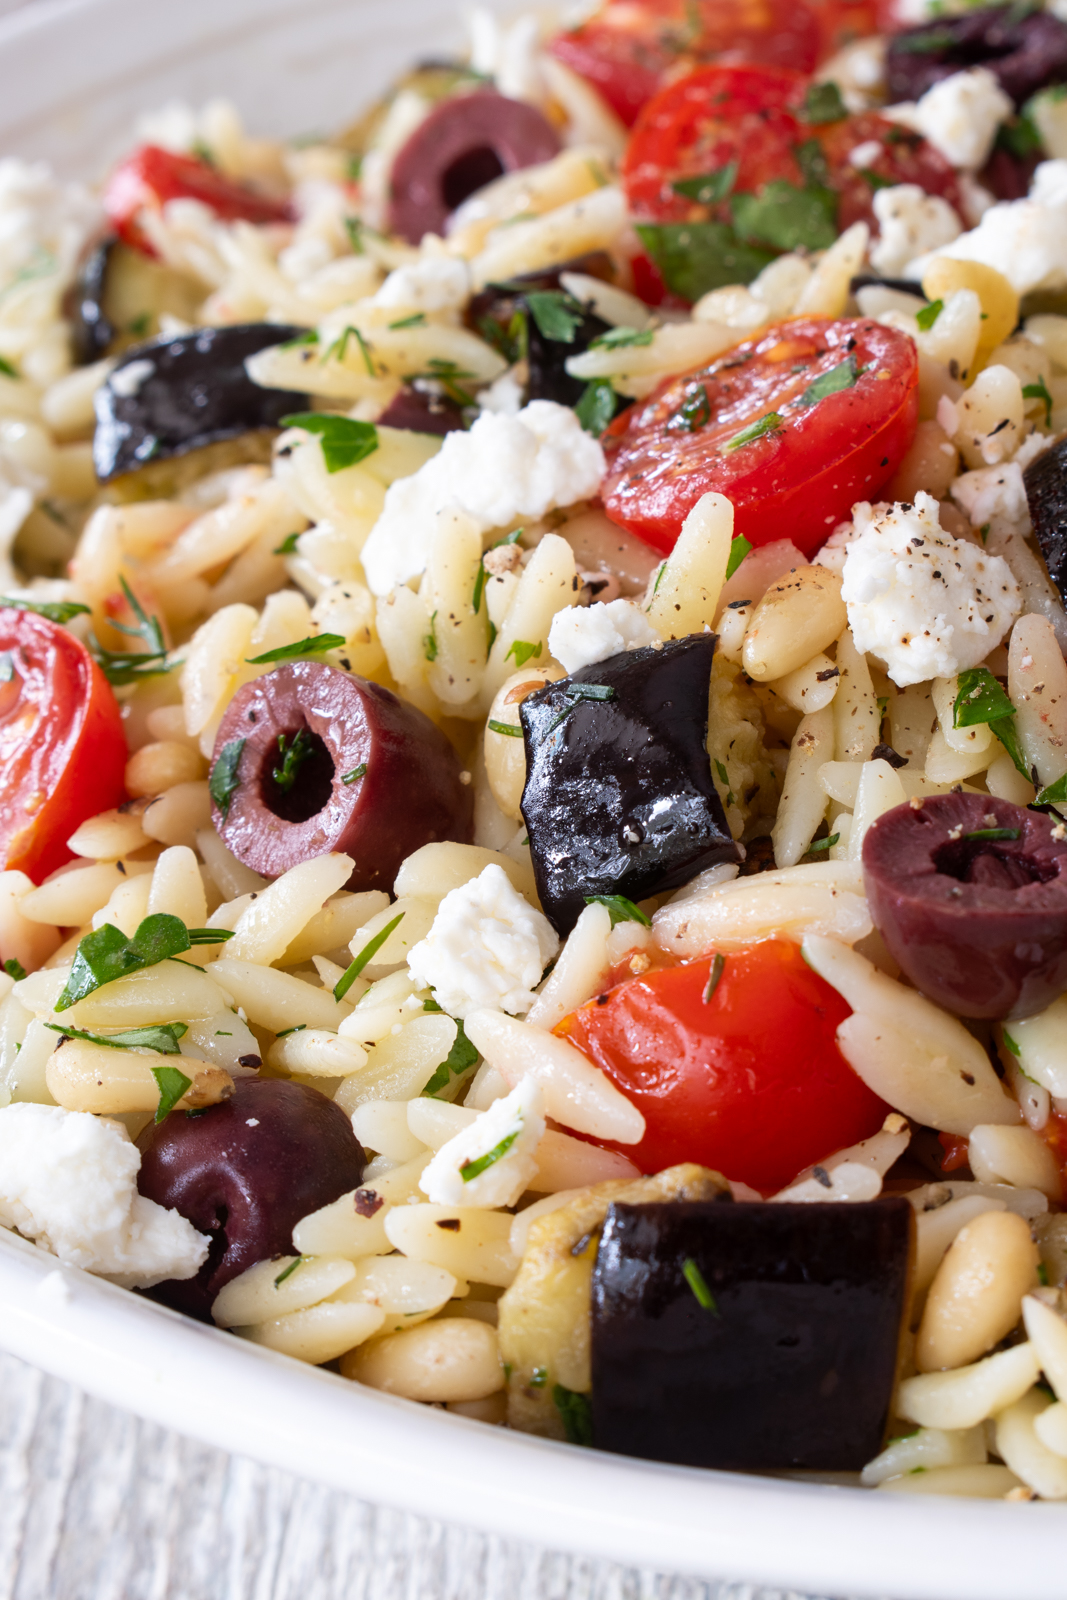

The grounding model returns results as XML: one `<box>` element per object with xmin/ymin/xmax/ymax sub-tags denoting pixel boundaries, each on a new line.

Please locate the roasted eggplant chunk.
<box><xmin>69</xmin><ymin>233</ymin><xmax>117</xmax><ymax>365</ymax></box>
<box><xmin>1024</xmin><ymin>434</ymin><xmax>1067</xmax><ymax>606</ymax></box>
<box><xmin>93</xmin><ymin>323</ymin><xmax>309</xmax><ymax>482</ymax></box>
<box><xmin>591</xmin><ymin>1198</ymin><xmax>913</xmax><ymax>1471</ymax></box>
<box><xmin>519</xmin><ymin>634</ymin><xmax>740</xmax><ymax>936</ymax></box>
<box><xmin>887</xmin><ymin>5</ymin><xmax>1067</xmax><ymax>107</ymax></box>
<box><xmin>469</xmin><ymin>253</ymin><xmax>617</xmax><ymax>408</ymax></box>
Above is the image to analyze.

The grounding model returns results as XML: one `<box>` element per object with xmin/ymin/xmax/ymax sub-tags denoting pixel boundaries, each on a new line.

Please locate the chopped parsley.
<box><xmin>722</xmin><ymin>412</ymin><xmax>782</xmax><ymax>452</ymax></box>
<box><xmin>583</xmin><ymin>895</ymin><xmax>651</xmax><ymax>928</ymax></box>
<box><xmin>635</xmin><ymin>221</ymin><xmax>774</xmax><ymax>302</ymax></box>
<box><xmin>807</xmin><ymin>833</ymin><xmax>840</xmax><ymax>854</ymax></box>
<box><xmin>801</xmin><ymin>80</ymin><xmax>847</xmax><ymax>124</ymax></box>
<box><xmin>271</xmin><ymin>728</ymin><xmax>315</xmax><ymax>793</ymax></box>
<box><xmin>730</xmin><ymin>181</ymin><xmax>837</xmax><ymax>253</ymax></box>
<box><xmin>3</xmin><ymin>958</ymin><xmax>26</xmax><ymax>981</ymax></box>
<box><xmin>674</xmin><ymin>382</ymin><xmax>710</xmax><ymax>432</ymax></box>
<box><xmin>552</xmin><ymin>1385</ymin><xmax>593</xmax><ymax>1446</ymax></box>
<box><xmin>915</xmin><ymin>298</ymin><xmax>943</xmax><ymax>332</ymax></box>
<box><xmin>671</xmin><ymin>162</ymin><xmax>738</xmax><ymax>205</ymax></box>
<box><xmin>953</xmin><ymin>666</ymin><xmax>1030</xmax><ymax>779</ymax></box>
<box><xmin>524</xmin><ymin>290</ymin><xmax>584</xmax><ymax>344</ymax></box>
<box><xmin>423</xmin><ymin>611</ymin><xmax>438</xmax><ymax>663</ymax></box>
<box><xmin>588</xmin><ymin>325</ymin><xmax>654</xmax><ymax>351</ymax></box>
<box><xmin>279</xmin><ymin>413</ymin><xmax>379</xmax><ymax>473</ymax></box>
<box><xmin>505</xmin><ymin>639</ymin><xmax>542</xmax><ymax>668</ymax></box>
<box><xmin>798</xmin><ymin>355</ymin><xmax>858</xmax><ymax>408</ymax></box>
<box><xmin>210</xmin><ymin>738</ymin><xmax>246</xmax><ymax>819</ymax></box>
<box><xmin>1036</xmin><ymin>771</ymin><xmax>1067</xmax><ymax>806</ymax></box>
<box><xmin>682</xmin><ymin>1256</ymin><xmax>718</xmax><ymax>1312</ymax></box>
<box><xmin>1023</xmin><ymin>375</ymin><xmax>1054</xmax><ymax>428</ymax></box>
<box><xmin>56</xmin><ymin>914</ymin><xmax>229</xmax><ymax>1011</ymax></box>
<box><xmin>151</xmin><ymin>1065</ymin><xmax>193</xmax><ymax>1124</ymax></box>
<box><xmin>0</xmin><ymin>595</ymin><xmax>90</xmax><ymax>625</ymax></box>
<box><xmin>320</xmin><ymin>324</ymin><xmax>375</xmax><ymax>376</ymax></box>
<box><xmin>388</xmin><ymin>312</ymin><xmax>427</xmax><ymax>330</ymax></box>
<box><xmin>342</xmin><ymin>763</ymin><xmax>368</xmax><ymax>784</ymax></box>
<box><xmin>725</xmin><ymin>535</ymin><xmax>752</xmax><ymax>580</ymax></box>
<box><xmin>1002</xmin><ymin>1029</ymin><xmax>1021</xmax><ymax>1057</ymax></box>
<box><xmin>542</xmin><ymin>681</ymin><xmax>615</xmax><ymax>737</ymax></box>
<box><xmin>44</xmin><ymin>1021</ymin><xmax>188</xmax><ymax>1054</ymax></box>
<box><xmin>575</xmin><ymin>378</ymin><xmax>616</xmax><ymax>436</ymax></box>
<box><xmin>334</xmin><ymin>911</ymin><xmax>406</xmax><ymax>1000</ymax></box>
<box><xmin>488</xmin><ymin>719</ymin><xmax>524</xmax><ymax>737</ymax></box>
<box><xmin>422</xmin><ymin>1018</ymin><xmax>480</xmax><ymax>1098</ymax></box>
<box><xmin>273</xmin><ymin>532</ymin><xmax>301</xmax><ymax>556</ymax></box>
<box><xmin>460</xmin><ymin>1127</ymin><xmax>520</xmax><ymax>1181</ymax></box>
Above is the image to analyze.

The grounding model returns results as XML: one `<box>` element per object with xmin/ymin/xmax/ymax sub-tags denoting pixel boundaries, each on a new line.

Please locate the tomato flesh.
<box><xmin>556</xmin><ymin>939</ymin><xmax>889</xmax><ymax>1195</ymax></box>
<box><xmin>601</xmin><ymin>316</ymin><xmax>919</xmax><ymax>556</ymax></box>
<box><xmin>0</xmin><ymin>609</ymin><xmax>127</xmax><ymax>884</ymax></box>
<box><xmin>104</xmin><ymin>145</ymin><xmax>291</xmax><ymax>256</ymax></box>
<box><xmin>548</xmin><ymin>0</ymin><xmax>820</xmax><ymax>128</ymax></box>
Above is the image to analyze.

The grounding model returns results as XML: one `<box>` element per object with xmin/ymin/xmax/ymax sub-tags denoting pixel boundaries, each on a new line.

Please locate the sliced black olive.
<box><xmin>590</xmin><ymin>1197</ymin><xmax>913</xmax><ymax>1471</ymax></box>
<box><xmin>93</xmin><ymin>323</ymin><xmax>309</xmax><ymax>483</ymax></box>
<box><xmin>519</xmin><ymin>635</ymin><xmax>740</xmax><ymax>936</ymax></box>
<box><xmin>1024</xmin><ymin>434</ymin><xmax>1067</xmax><ymax>606</ymax></box>
<box><xmin>68</xmin><ymin>233</ymin><xmax>117</xmax><ymax>366</ymax></box>
<box><xmin>376</xmin><ymin>384</ymin><xmax>467</xmax><ymax>436</ymax></box>
<box><xmin>863</xmin><ymin>792</ymin><xmax>1067</xmax><ymax>1020</ymax></box>
<box><xmin>887</xmin><ymin>5</ymin><xmax>1067</xmax><ymax>108</ymax></box>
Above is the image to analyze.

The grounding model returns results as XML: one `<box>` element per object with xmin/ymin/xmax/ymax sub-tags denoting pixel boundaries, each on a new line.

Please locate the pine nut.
<box><xmin>45</xmin><ymin>1037</ymin><xmax>234</xmax><ymax>1115</ymax></box>
<box><xmin>743</xmin><ymin>566</ymin><xmax>846</xmax><ymax>682</ymax></box>
<box><xmin>341</xmin><ymin>1316</ymin><xmax>504</xmax><ymax>1401</ymax></box>
<box><xmin>916</xmin><ymin>1209</ymin><xmax>1038</xmax><ymax>1371</ymax></box>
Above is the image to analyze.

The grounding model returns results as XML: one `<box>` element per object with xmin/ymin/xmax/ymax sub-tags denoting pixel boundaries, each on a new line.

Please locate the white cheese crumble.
<box><xmin>899</xmin><ymin>69</ymin><xmax>1012</xmax><ymax>171</ymax></box>
<box><xmin>548</xmin><ymin>598</ymin><xmax>659</xmax><ymax>672</ymax></box>
<box><xmin>951</xmin><ymin>461</ymin><xmax>1030</xmax><ymax>529</ymax></box>
<box><xmin>869</xmin><ymin>185</ymin><xmax>961</xmax><ymax>278</ymax></box>
<box><xmin>477</xmin><ymin>367</ymin><xmax>526</xmax><ymax>415</ymax></box>
<box><xmin>0</xmin><ymin>1103</ymin><xmax>209</xmax><ymax>1289</ymax></box>
<box><xmin>372</xmin><ymin>254</ymin><xmax>471</xmax><ymax>314</ymax></box>
<box><xmin>407</xmin><ymin>864</ymin><xmax>560</xmax><ymax>1019</ymax></box>
<box><xmin>909</xmin><ymin>160</ymin><xmax>1067</xmax><ymax>293</ymax></box>
<box><xmin>419</xmin><ymin>1074</ymin><xmax>545</xmax><ymax>1208</ymax></box>
<box><xmin>840</xmin><ymin>491</ymin><xmax>1022</xmax><ymax>686</ymax></box>
<box><xmin>360</xmin><ymin>400</ymin><xmax>605</xmax><ymax>594</ymax></box>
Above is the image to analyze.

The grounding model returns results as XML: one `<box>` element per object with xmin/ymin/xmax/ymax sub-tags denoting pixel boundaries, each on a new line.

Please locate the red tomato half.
<box><xmin>601</xmin><ymin>316</ymin><xmax>919</xmax><ymax>556</ymax></box>
<box><xmin>548</xmin><ymin>0</ymin><xmax>820</xmax><ymax>128</ymax></box>
<box><xmin>104</xmin><ymin>145</ymin><xmax>291</xmax><ymax>256</ymax></box>
<box><xmin>556</xmin><ymin>940</ymin><xmax>888</xmax><ymax>1195</ymax></box>
<box><xmin>0</xmin><ymin>609</ymin><xmax>127</xmax><ymax>884</ymax></box>
<box><xmin>814</xmin><ymin>110</ymin><xmax>963</xmax><ymax>234</ymax></box>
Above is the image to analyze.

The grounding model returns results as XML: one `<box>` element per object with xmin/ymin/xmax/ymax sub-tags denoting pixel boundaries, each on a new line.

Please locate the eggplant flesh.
<box><xmin>1024</xmin><ymin>435</ymin><xmax>1067</xmax><ymax>606</ymax></box>
<box><xmin>93</xmin><ymin>323</ymin><xmax>310</xmax><ymax>483</ymax></box>
<box><xmin>590</xmin><ymin>1198</ymin><xmax>914</xmax><ymax>1471</ymax></box>
<box><xmin>519</xmin><ymin>634</ymin><xmax>739</xmax><ymax>936</ymax></box>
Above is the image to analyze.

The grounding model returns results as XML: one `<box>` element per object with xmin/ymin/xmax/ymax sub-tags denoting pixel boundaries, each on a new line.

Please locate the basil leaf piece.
<box><xmin>524</xmin><ymin>290</ymin><xmax>584</xmax><ymax>344</ymax></box>
<box><xmin>245</xmin><ymin>632</ymin><xmax>346</xmax><ymax>665</ymax></box>
<box><xmin>588</xmin><ymin>325</ymin><xmax>654</xmax><ymax>352</ymax></box>
<box><xmin>56</xmin><ymin>914</ymin><xmax>194</xmax><ymax>1011</ymax></box>
<box><xmin>722</xmin><ymin>412</ymin><xmax>782</xmax><ymax>452</ymax></box>
<box><xmin>682</xmin><ymin>1256</ymin><xmax>719</xmax><ymax>1312</ymax></box>
<box><xmin>575</xmin><ymin>378</ymin><xmax>617</xmax><ymax>435</ymax></box>
<box><xmin>635</xmin><ymin>222</ymin><xmax>774</xmax><ymax>302</ymax></box>
<box><xmin>671</xmin><ymin>162</ymin><xmax>738</xmax><ymax>205</ymax></box>
<box><xmin>45</xmin><ymin>1021</ymin><xmax>188</xmax><ymax>1054</ymax></box>
<box><xmin>488</xmin><ymin>719</ymin><xmax>524</xmax><ymax>737</ymax></box>
<box><xmin>794</xmin><ymin>138</ymin><xmax>831</xmax><ymax>189</ymax></box>
<box><xmin>460</xmin><ymin>1127</ymin><xmax>520</xmax><ymax>1181</ymax></box>
<box><xmin>209</xmin><ymin>737</ymin><xmax>246</xmax><ymax>819</ymax></box>
<box><xmin>797</xmin><ymin>354</ymin><xmax>859</xmax><ymax>408</ymax></box>
<box><xmin>954</xmin><ymin>667</ymin><xmax>1014</xmax><ymax>727</ymax></box>
<box><xmin>915</xmin><ymin>298</ymin><xmax>943</xmax><ymax>331</ymax></box>
<box><xmin>505</xmin><ymin>640</ymin><xmax>542</xmax><ymax>668</ymax></box>
<box><xmin>802</xmin><ymin>81</ymin><xmax>847</xmax><ymax>124</ymax></box>
<box><xmin>730</xmin><ymin>182</ymin><xmax>837</xmax><ymax>253</ymax></box>
<box><xmin>421</xmin><ymin>1016</ymin><xmax>481</xmax><ymax>1098</ymax></box>
<box><xmin>152</xmin><ymin>1064</ymin><xmax>193</xmax><ymax>1124</ymax></box>
<box><xmin>334</xmin><ymin>911</ymin><xmax>406</xmax><ymax>1000</ymax></box>
<box><xmin>0</xmin><ymin>595</ymin><xmax>90</xmax><ymax>625</ymax></box>
<box><xmin>552</xmin><ymin>1384</ymin><xmax>593</xmax><ymax>1446</ymax></box>
<box><xmin>1036</xmin><ymin>772</ymin><xmax>1067</xmax><ymax>806</ymax></box>
<box><xmin>583</xmin><ymin>894</ymin><xmax>652</xmax><ymax>928</ymax></box>
<box><xmin>725</xmin><ymin>535</ymin><xmax>752</xmax><ymax>580</ymax></box>
<box><xmin>279</xmin><ymin>413</ymin><xmax>379</xmax><ymax>473</ymax></box>
<box><xmin>1023</xmin><ymin>375</ymin><xmax>1053</xmax><ymax>428</ymax></box>
<box><xmin>0</xmin><ymin>355</ymin><xmax>18</xmax><ymax>378</ymax></box>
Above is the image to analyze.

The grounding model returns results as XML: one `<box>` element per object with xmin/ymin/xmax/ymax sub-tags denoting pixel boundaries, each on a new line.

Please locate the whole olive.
<box><xmin>137</xmin><ymin>1077</ymin><xmax>366</xmax><ymax>1321</ymax></box>
<box><xmin>862</xmin><ymin>792</ymin><xmax>1067</xmax><ymax>1020</ymax></box>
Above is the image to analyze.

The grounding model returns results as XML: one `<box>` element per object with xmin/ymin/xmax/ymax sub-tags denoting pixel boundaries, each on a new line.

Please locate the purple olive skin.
<box><xmin>887</xmin><ymin>6</ymin><xmax>1067</xmax><ymax>109</ymax></box>
<box><xmin>210</xmin><ymin>662</ymin><xmax>474</xmax><ymax>888</ymax></box>
<box><xmin>137</xmin><ymin>1078</ymin><xmax>366</xmax><ymax>1321</ymax></box>
<box><xmin>376</xmin><ymin>384</ymin><xmax>466</xmax><ymax>437</ymax></box>
<box><xmin>387</xmin><ymin>91</ymin><xmax>560</xmax><ymax>245</ymax></box>
<box><xmin>862</xmin><ymin>793</ymin><xmax>1067</xmax><ymax>1020</ymax></box>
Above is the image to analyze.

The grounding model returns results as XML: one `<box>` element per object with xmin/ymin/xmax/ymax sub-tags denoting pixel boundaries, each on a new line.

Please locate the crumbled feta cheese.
<box><xmin>419</xmin><ymin>1074</ymin><xmax>545</xmax><ymax>1207</ymax></box>
<box><xmin>0</xmin><ymin>158</ymin><xmax>101</xmax><ymax>292</ymax></box>
<box><xmin>548</xmin><ymin>598</ymin><xmax>659</xmax><ymax>672</ymax></box>
<box><xmin>869</xmin><ymin>185</ymin><xmax>961</xmax><ymax>278</ymax></box>
<box><xmin>477</xmin><ymin>367</ymin><xmax>525</xmax><ymax>415</ymax></box>
<box><xmin>813</xmin><ymin>519</ymin><xmax>856</xmax><ymax>576</ymax></box>
<box><xmin>361</xmin><ymin>401</ymin><xmax>605</xmax><ymax>594</ymax></box>
<box><xmin>1013</xmin><ymin>430</ymin><xmax>1052</xmax><ymax>472</ymax></box>
<box><xmin>841</xmin><ymin>491</ymin><xmax>1022</xmax><ymax>685</ymax></box>
<box><xmin>950</xmin><ymin>461</ymin><xmax>1029</xmax><ymax>527</ymax></box>
<box><xmin>407</xmin><ymin>864</ymin><xmax>559</xmax><ymax>1018</ymax></box>
<box><xmin>0</xmin><ymin>1103</ymin><xmax>209</xmax><ymax>1288</ymax></box>
<box><xmin>906</xmin><ymin>69</ymin><xmax>1012</xmax><ymax>171</ymax></box>
<box><xmin>373</xmin><ymin>254</ymin><xmax>471</xmax><ymax>314</ymax></box>
<box><xmin>909</xmin><ymin>160</ymin><xmax>1067</xmax><ymax>293</ymax></box>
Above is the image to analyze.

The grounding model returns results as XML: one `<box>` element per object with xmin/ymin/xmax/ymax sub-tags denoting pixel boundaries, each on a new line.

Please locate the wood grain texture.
<box><xmin>0</xmin><ymin>1351</ymin><xmax>850</xmax><ymax>1600</ymax></box>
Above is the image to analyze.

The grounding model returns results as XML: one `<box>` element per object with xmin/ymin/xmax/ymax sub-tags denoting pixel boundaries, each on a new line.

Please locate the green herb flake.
<box><xmin>1035</xmin><ymin>772</ymin><xmax>1067</xmax><ymax>806</ymax></box>
<box><xmin>275</xmin><ymin>1023</ymin><xmax>307</xmax><ymax>1039</ymax></box>
<box><xmin>319</xmin><ymin>323</ymin><xmax>375</xmax><ymax>376</ymax></box>
<box><xmin>802</xmin><ymin>80</ymin><xmax>847</xmax><ymax>124</ymax></box>
<box><xmin>730</xmin><ymin>181</ymin><xmax>837</xmax><ymax>253</ymax></box>
<box><xmin>0</xmin><ymin>595</ymin><xmax>90</xmax><ymax>625</ymax></box>
<box><xmin>552</xmin><ymin>1384</ymin><xmax>593</xmax><ymax>1446</ymax></box>
<box><xmin>271</xmin><ymin>728</ymin><xmax>315</xmax><ymax>794</ymax></box>
<box><xmin>505</xmin><ymin>639</ymin><xmax>542</xmax><ymax>668</ymax></box>
<box><xmin>342</xmin><ymin>763</ymin><xmax>368</xmax><ymax>784</ymax></box>
<box><xmin>722</xmin><ymin>412</ymin><xmax>783</xmax><ymax>453</ymax></box>
<box><xmin>675</xmin><ymin>382</ymin><xmax>710</xmax><ymax>432</ymax></box>
<box><xmin>423</xmin><ymin>611</ymin><xmax>438</xmax><ymax>663</ymax></box>
<box><xmin>0</xmin><ymin>355</ymin><xmax>19</xmax><ymax>378</ymax></box>
<box><xmin>794</xmin><ymin>138</ymin><xmax>831</xmax><ymax>190</ymax></box>
<box><xmin>45</xmin><ymin>1021</ymin><xmax>188</xmax><ymax>1054</ymax></box>
<box><xmin>859</xmin><ymin>168</ymin><xmax>894</xmax><ymax>191</ymax></box>
<box><xmin>488</xmin><ymin>718</ymin><xmax>524</xmax><ymax>737</ymax></box>
<box><xmin>1002</xmin><ymin>1029</ymin><xmax>1021</xmax><ymax>1057</ymax></box>
<box><xmin>1023</xmin><ymin>375</ymin><xmax>1054</xmax><ymax>428</ymax></box>
<box><xmin>3</xmin><ymin>958</ymin><xmax>26</xmax><ymax>980</ymax></box>
<box><xmin>422</xmin><ymin>1017</ymin><xmax>480</xmax><ymax>1098</ymax></box>
<box><xmin>524</xmin><ymin>290</ymin><xmax>584</xmax><ymax>344</ymax></box>
<box><xmin>892</xmin><ymin>25</ymin><xmax>958</xmax><ymax>52</ymax></box>
<box><xmin>210</xmin><ymin>737</ymin><xmax>246</xmax><ymax>819</ymax></box>
<box><xmin>671</xmin><ymin>162</ymin><xmax>738</xmax><ymax>206</ymax></box>
<box><xmin>583</xmin><ymin>895</ymin><xmax>652</xmax><ymax>929</ymax></box>
<box><xmin>279</xmin><ymin>412</ymin><xmax>379</xmax><ymax>473</ymax></box>
<box><xmin>682</xmin><ymin>1256</ymin><xmax>718</xmax><ymax>1312</ymax></box>
<box><xmin>279</xmin><ymin>329</ymin><xmax>319</xmax><ymax>350</ymax></box>
<box><xmin>588</xmin><ymin>325</ymin><xmax>654</xmax><ymax>351</ymax></box>
<box><xmin>56</xmin><ymin>914</ymin><xmax>200</xmax><ymax>1011</ymax></box>
<box><xmin>953</xmin><ymin>666</ymin><xmax>1030</xmax><ymax>780</ymax></box>
<box><xmin>1038</xmin><ymin>1261</ymin><xmax>1050</xmax><ymax>1286</ymax></box>
<box><xmin>274</xmin><ymin>1256</ymin><xmax>307</xmax><ymax>1287</ymax></box>
<box><xmin>246</xmin><ymin>632</ymin><xmax>346</xmax><ymax>665</ymax></box>
<box><xmin>273</xmin><ymin>532</ymin><xmax>301</xmax><ymax>556</ymax></box>
<box><xmin>806</xmin><ymin>832</ymin><xmax>840</xmax><ymax>854</ymax></box>
<box><xmin>916</xmin><ymin>298</ymin><xmax>943</xmax><ymax>332</ymax></box>
<box><xmin>575</xmin><ymin>378</ymin><xmax>616</xmax><ymax>436</ymax></box>
<box><xmin>334</xmin><ymin>911</ymin><xmax>406</xmax><ymax>1000</ymax></box>
<box><xmin>388</xmin><ymin>312</ymin><xmax>427</xmax><ymax>330</ymax></box>
<box><xmin>725</xmin><ymin>535</ymin><xmax>752</xmax><ymax>580</ymax></box>
<box><xmin>635</xmin><ymin>221</ymin><xmax>774</xmax><ymax>303</ymax></box>
<box><xmin>91</xmin><ymin>576</ymin><xmax>171</xmax><ymax>686</ymax></box>
<box><xmin>460</xmin><ymin>1127</ymin><xmax>520</xmax><ymax>1182</ymax></box>
<box><xmin>797</xmin><ymin>355</ymin><xmax>858</xmax><ymax>408</ymax></box>
<box><xmin>702</xmin><ymin>952</ymin><xmax>725</xmax><ymax>1004</ymax></box>
<box><xmin>151</xmin><ymin>1064</ymin><xmax>193</xmax><ymax>1124</ymax></box>
<box><xmin>963</xmin><ymin>827</ymin><xmax>1021</xmax><ymax>842</ymax></box>
<box><xmin>529</xmin><ymin>1365</ymin><xmax>547</xmax><ymax>1388</ymax></box>
<box><xmin>542</xmin><ymin>681</ymin><xmax>616</xmax><ymax>737</ymax></box>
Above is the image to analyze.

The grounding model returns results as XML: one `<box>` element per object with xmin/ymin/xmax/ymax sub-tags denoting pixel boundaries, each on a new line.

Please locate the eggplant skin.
<box><xmin>519</xmin><ymin>634</ymin><xmax>740</xmax><ymax>936</ymax></box>
<box><xmin>93</xmin><ymin>323</ymin><xmax>310</xmax><ymax>483</ymax></box>
<box><xmin>591</xmin><ymin>1198</ymin><xmax>914</xmax><ymax>1472</ymax></box>
<box><xmin>69</xmin><ymin>233</ymin><xmax>117</xmax><ymax>366</ymax></box>
<box><xmin>1024</xmin><ymin>435</ymin><xmax>1067</xmax><ymax>606</ymax></box>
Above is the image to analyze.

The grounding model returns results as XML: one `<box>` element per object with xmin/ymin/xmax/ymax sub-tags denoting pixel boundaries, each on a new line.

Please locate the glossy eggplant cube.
<box><xmin>519</xmin><ymin>634</ymin><xmax>739</xmax><ymax>936</ymax></box>
<box><xmin>1024</xmin><ymin>436</ymin><xmax>1067</xmax><ymax>607</ymax></box>
<box><xmin>591</xmin><ymin>1198</ymin><xmax>913</xmax><ymax>1471</ymax></box>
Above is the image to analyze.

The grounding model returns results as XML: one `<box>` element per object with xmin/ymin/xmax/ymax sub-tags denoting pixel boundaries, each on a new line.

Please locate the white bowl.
<box><xmin>0</xmin><ymin>3</ymin><xmax>1061</xmax><ymax>1593</ymax></box>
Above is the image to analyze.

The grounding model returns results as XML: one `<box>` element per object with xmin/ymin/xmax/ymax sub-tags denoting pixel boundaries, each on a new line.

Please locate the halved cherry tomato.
<box><xmin>814</xmin><ymin>110</ymin><xmax>963</xmax><ymax>233</ymax></box>
<box><xmin>556</xmin><ymin>939</ymin><xmax>889</xmax><ymax>1195</ymax></box>
<box><xmin>600</xmin><ymin>316</ymin><xmax>919</xmax><ymax>556</ymax></box>
<box><xmin>0</xmin><ymin>608</ymin><xmax>127</xmax><ymax>884</ymax></box>
<box><xmin>548</xmin><ymin>0</ymin><xmax>820</xmax><ymax>128</ymax></box>
<box><xmin>104</xmin><ymin>145</ymin><xmax>291</xmax><ymax>257</ymax></box>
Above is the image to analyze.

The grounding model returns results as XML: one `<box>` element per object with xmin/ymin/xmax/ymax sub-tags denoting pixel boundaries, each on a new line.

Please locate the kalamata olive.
<box><xmin>137</xmin><ymin>1077</ymin><xmax>366</xmax><ymax>1321</ymax></box>
<box><xmin>519</xmin><ymin>635</ymin><xmax>740</xmax><ymax>936</ymax></box>
<box><xmin>93</xmin><ymin>323</ymin><xmax>309</xmax><ymax>482</ymax></box>
<box><xmin>376</xmin><ymin>384</ymin><xmax>467</xmax><ymax>436</ymax></box>
<box><xmin>887</xmin><ymin>6</ymin><xmax>1067</xmax><ymax>109</ymax></box>
<box><xmin>1024</xmin><ymin>434</ymin><xmax>1067</xmax><ymax>607</ymax></box>
<box><xmin>387</xmin><ymin>91</ymin><xmax>561</xmax><ymax>245</ymax></box>
<box><xmin>210</xmin><ymin>662</ymin><xmax>474</xmax><ymax>888</ymax></box>
<box><xmin>68</xmin><ymin>233</ymin><xmax>117</xmax><ymax>366</ymax></box>
<box><xmin>979</xmin><ymin>143</ymin><xmax>1040</xmax><ymax>202</ymax></box>
<box><xmin>862</xmin><ymin>792</ymin><xmax>1067</xmax><ymax>1020</ymax></box>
